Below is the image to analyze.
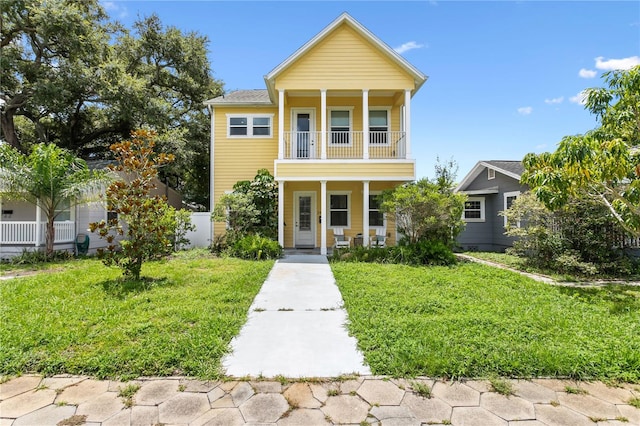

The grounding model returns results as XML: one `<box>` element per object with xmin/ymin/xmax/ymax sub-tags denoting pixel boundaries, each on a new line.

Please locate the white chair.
<box><xmin>369</xmin><ymin>229</ymin><xmax>387</xmax><ymax>248</ymax></box>
<box><xmin>333</xmin><ymin>228</ymin><xmax>351</xmax><ymax>249</ymax></box>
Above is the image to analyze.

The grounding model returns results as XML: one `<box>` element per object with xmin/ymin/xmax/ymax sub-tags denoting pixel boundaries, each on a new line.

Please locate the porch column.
<box><xmin>0</xmin><ymin>198</ymin><xmax>3</xmax><ymax>244</ymax></box>
<box><xmin>278</xmin><ymin>89</ymin><xmax>285</xmax><ymax>159</ymax></box>
<box><xmin>363</xmin><ymin>181</ymin><xmax>370</xmax><ymax>247</ymax></box>
<box><xmin>35</xmin><ymin>201</ymin><xmax>41</xmax><ymax>247</ymax></box>
<box><xmin>320</xmin><ymin>89</ymin><xmax>327</xmax><ymax>160</ymax></box>
<box><xmin>362</xmin><ymin>89</ymin><xmax>369</xmax><ymax>160</ymax></box>
<box><xmin>208</xmin><ymin>105</ymin><xmax>215</xmax><ymax>212</ymax></box>
<box><xmin>320</xmin><ymin>180</ymin><xmax>327</xmax><ymax>255</ymax></box>
<box><xmin>278</xmin><ymin>181</ymin><xmax>285</xmax><ymax>248</ymax></box>
<box><xmin>404</xmin><ymin>89</ymin><xmax>412</xmax><ymax>159</ymax></box>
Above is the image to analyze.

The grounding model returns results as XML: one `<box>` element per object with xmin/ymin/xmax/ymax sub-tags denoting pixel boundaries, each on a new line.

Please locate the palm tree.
<box><xmin>0</xmin><ymin>143</ymin><xmax>110</xmax><ymax>257</ymax></box>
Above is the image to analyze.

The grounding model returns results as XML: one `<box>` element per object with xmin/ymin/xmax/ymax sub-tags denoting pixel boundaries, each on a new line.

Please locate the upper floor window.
<box><xmin>463</xmin><ymin>197</ymin><xmax>485</xmax><ymax>222</ymax></box>
<box><xmin>488</xmin><ymin>168</ymin><xmax>496</xmax><ymax>180</ymax></box>
<box><xmin>227</xmin><ymin>114</ymin><xmax>273</xmax><ymax>137</ymax></box>
<box><xmin>369</xmin><ymin>109</ymin><xmax>389</xmax><ymax>145</ymax></box>
<box><xmin>329</xmin><ymin>109</ymin><xmax>351</xmax><ymax>144</ymax></box>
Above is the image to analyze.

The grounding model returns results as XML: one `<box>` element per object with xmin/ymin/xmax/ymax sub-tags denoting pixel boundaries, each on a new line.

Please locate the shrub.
<box><xmin>226</xmin><ymin>234</ymin><xmax>282</xmax><ymax>260</ymax></box>
<box><xmin>8</xmin><ymin>249</ymin><xmax>74</xmax><ymax>265</ymax></box>
<box><xmin>330</xmin><ymin>240</ymin><xmax>456</xmax><ymax>267</ymax></box>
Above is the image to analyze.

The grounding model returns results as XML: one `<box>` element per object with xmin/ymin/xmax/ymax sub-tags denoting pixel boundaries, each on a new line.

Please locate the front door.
<box><xmin>293</xmin><ymin>109</ymin><xmax>315</xmax><ymax>159</ymax></box>
<box><xmin>294</xmin><ymin>192</ymin><xmax>316</xmax><ymax>248</ymax></box>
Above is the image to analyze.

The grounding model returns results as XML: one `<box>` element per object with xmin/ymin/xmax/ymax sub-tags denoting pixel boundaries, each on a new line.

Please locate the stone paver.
<box><xmin>2</xmin><ymin>375</ymin><xmax>637</xmax><ymax>425</ymax></box>
<box><xmin>158</xmin><ymin>392</ymin><xmax>210</xmax><ymax>424</ymax></box>
<box><xmin>481</xmin><ymin>393</ymin><xmax>536</xmax><ymax>421</ymax></box>
<box><xmin>357</xmin><ymin>379</ymin><xmax>405</xmax><ymax>405</ymax></box>
<box><xmin>239</xmin><ymin>393</ymin><xmax>289</xmax><ymax>423</ymax></box>
<box><xmin>321</xmin><ymin>394</ymin><xmax>369</xmax><ymax>424</ymax></box>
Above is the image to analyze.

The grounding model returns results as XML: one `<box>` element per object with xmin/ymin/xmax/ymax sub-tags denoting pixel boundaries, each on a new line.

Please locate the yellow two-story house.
<box><xmin>205</xmin><ymin>13</ymin><xmax>427</xmax><ymax>255</ymax></box>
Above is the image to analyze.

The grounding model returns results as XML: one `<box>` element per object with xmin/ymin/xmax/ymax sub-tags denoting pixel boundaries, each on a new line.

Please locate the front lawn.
<box><xmin>0</xmin><ymin>252</ymin><xmax>273</xmax><ymax>380</ymax></box>
<box><xmin>332</xmin><ymin>261</ymin><xmax>640</xmax><ymax>382</ymax></box>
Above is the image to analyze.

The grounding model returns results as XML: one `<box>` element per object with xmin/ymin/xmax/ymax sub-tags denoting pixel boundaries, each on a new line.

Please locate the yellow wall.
<box><xmin>275</xmin><ymin>161</ymin><xmax>415</xmax><ymax>180</ymax></box>
<box><xmin>276</xmin><ymin>24</ymin><xmax>415</xmax><ymax>91</ymax></box>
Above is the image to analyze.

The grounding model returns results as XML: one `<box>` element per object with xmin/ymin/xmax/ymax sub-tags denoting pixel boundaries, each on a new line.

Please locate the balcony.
<box><xmin>0</xmin><ymin>221</ymin><xmax>75</xmax><ymax>245</ymax></box>
<box><xmin>282</xmin><ymin>131</ymin><xmax>406</xmax><ymax>160</ymax></box>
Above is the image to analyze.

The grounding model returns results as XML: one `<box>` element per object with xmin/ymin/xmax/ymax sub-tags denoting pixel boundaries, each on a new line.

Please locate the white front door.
<box><xmin>294</xmin><ymin>192</ymin><xmax>316</xmax><ymax>248</ymax></box>
<box><xmin>292</xmin><ymin>109</ymin><xmax>316</xmax><ymax>159</ymax></box>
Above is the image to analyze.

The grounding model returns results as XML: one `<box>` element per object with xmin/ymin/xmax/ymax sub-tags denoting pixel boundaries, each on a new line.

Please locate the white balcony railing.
<box><xmin>0</xmin><ymin>221</ymin><xmax>76</xmax><ymax>245</ymax></box>
<box><xmin>283</xmin><ymin>131</ymin><xmax>406</xmax><ymax>160</ymax></box>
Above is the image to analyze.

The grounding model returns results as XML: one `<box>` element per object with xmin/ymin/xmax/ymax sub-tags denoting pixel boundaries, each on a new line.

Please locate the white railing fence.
<box><xmin>0</xmin><ymin>221</ymin><xmax>76</xmax><ymax>245</ymax></box>
<box><xmin>283</xmin><ymin>131</ymin><xmax>406</xmax><ymax>160</ymax></box>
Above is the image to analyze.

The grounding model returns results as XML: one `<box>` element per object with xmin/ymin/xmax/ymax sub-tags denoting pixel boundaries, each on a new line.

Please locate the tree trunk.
<box><xmin>45</xmin><ymin>216</ymin><xmax>55</xmax><ymax>258</ymax></box>
<box><xmin>0</xmin><ymin>109</ymin><xmax>21</xmax><ymax>151</ymax></box>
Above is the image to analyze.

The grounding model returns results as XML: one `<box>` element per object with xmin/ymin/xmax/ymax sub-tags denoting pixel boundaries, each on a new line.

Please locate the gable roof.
<box><xmin>205</xmin><ymin>89</ymin><xmax>273</xmax><ymax>106</ymax></box>
<box><xmin>455</xmin><ymin>160</ymin><xmax>524</xmax><ymax>192</ymax></box>
<box><xmin>263</xmin><ymin>12</ymin><xmax>428</xmax><ymax>104</ymax></box>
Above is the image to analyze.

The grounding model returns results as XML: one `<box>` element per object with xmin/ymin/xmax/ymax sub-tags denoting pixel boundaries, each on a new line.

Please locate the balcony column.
<box><xmin>404</xmin><ymin>89</ymin><xmax>412</xmax><ymax>159</ymax></box>
<box><xmin>320</xmin><ymin>89</ymin><xmax>327</xmax><ymax>160</ymax></box>
<box><xmin>362</xmin><ymin>181</ymin><xmax>370</xmax><ymax>247</ymax></box>
<box><xmin>35</xmin><ymin>200</ymin><xmax>41</xmax><ymax>247</ymax></box>
<box><xmin>362</xmin><ymin>89</ymin><xmax>369</xmax><ymax>160</ymax></box>
<box><xmin>278</xmin><ymin>89</ymin><xmax>285</xmax><ymax>159</ymax></box>
<box><xmin>320</xmin><ymin>180</ymin><xmax>327</xmax><ymax>255</ymax></box>
<box><xmin>278</xmin><ymin>181</ymin><xmax>285</xmax><ymax>248</ymax></box>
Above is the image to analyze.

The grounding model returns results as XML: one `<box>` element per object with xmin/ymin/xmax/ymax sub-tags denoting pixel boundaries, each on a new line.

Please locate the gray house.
<box><xmin>455</xmin><ymin>160</ymin><xmax>527</xmax><ymax>252</ymax></box>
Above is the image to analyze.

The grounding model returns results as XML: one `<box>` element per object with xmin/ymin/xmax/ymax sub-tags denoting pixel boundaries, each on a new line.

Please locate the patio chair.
<box><xmin>369</xmin><ymin>229</ymin><xmax>386</xmax><ymax>248</ymax></box>
<box><xmin>333</xmin><ymin>228</ymin><xmax>351</xmax><ymax>249</ymax></box>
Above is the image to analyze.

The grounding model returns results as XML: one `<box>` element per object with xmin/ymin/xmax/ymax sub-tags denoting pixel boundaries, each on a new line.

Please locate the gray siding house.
<box><xmin>455</xmin><ymin>160</ymin><xmax>527</xmax><ymax>252</ymax></box>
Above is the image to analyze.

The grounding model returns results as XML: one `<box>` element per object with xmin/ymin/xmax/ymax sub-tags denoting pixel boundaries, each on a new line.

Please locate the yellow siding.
<box><xmin>213</xmin><ymin>106</ymin><xmax>278</xmax><ymax>236</ymax></box>
<box><xmin>282</xmin><ymin>181</ymin><xmax>401</xmax><ymax>248</ymax></box>
<box><xmin>276</xmin><ymin>24</ymin><xmax>415</xmax><ymax>91</ymax></box>
<box><xmin>276</xmin><ymin>161</ymin><xmax>415</xmax><ymax>180</ymax></box>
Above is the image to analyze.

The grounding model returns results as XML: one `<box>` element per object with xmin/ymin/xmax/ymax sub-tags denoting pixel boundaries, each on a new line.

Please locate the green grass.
<box><xmin>0</xmin><ymin>251</ymin><xmax>273</xmax><ymax>380</ymax></box>
<box><xmin>332</xmin><ymin>262</ymin><xmax>640</xmax><ymax>382</ymax></box>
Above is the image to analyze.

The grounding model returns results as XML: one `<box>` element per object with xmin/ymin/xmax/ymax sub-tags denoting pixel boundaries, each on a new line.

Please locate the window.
<box><xmin>503</xmin><ymin>191</ymin><xmax>520</xmax><ymax>227</ymax></box>
<box><xmin>488</xmin><ymin>168</ymin><xmax>496</xmax><ymax>180</ymax></box>
<box><xmin>369</xmin><ymin>194</ymin><xmax>384</xmax><ymax>227</ymax></box>
<box><xmin>54</xmin><ymin>199</ymin><xmax>71</xmax><ymax>222</ymax></box>
<box><xmin>227</xmin><ymin>114</ymin><xmax>273</xmax><ymax>137</ymax></box>
<box><xmin>463</xmin><ymin>197</ymin><xmax>485</xmax><ymax>222</ymax></box>
<box><xmin>330</xmin><ymin>109</ymin><xmax>351</xmax><ymax>144</ymax></box>
<box><xmin>369</xmin><ymin>109</ymin><xmax>389</xmax><ymax>144</ymax></box>
<box><xmin>329</xmin><ymin>193</ymin><xmax>350</xmax><ymax>227</ymax></box>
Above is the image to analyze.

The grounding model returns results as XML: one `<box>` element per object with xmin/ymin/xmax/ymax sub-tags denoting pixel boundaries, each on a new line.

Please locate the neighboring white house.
<box><xmin>0</xmin><ymin>161</ymin><xmax>182</xmax><ymax>259</ymax></box>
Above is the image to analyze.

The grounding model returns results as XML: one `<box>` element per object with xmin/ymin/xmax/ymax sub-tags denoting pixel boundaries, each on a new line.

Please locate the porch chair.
<box><xmin>369</xmin><ymin>229</ymin><xmax>387</xmax><ymax>248</ymax></box>
<box><xmin>333</xmin><ymin>228</ymin><xmax>351</xmax><ymax>249</ymax></box>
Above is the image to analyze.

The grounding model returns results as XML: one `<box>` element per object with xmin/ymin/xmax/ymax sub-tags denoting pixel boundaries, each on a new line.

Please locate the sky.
<box><xmin>102</xmin><ymin>0</ymin><xmax>640</xmax><ymax>181</ymax></box>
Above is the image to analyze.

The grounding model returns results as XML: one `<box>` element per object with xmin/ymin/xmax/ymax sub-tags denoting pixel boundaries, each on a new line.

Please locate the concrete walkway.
<box><xmin>222</xmin><ymin>255</ymin><xmax>370</xmax><ymax>378</ymax></box>
<box><xmin>1</xmin><ymin>374</ymin><xmax>639</xmax><ymax>425</ymax></box>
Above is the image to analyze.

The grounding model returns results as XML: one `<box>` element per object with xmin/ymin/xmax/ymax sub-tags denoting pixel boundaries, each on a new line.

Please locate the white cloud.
<box><xmin>594</xmin><ymin>56</ymin><xmax>640</xmax><ymax>71</ymax></box>
<box><xmin>544</xmin><ymin>96</ymin><xmax>564</xmax><ymax>105</ymax></box>
<box><xmin>101</xmin><ymin>1</ymin><xmax>128</xmax><ymax>18</ymax></box>
<box><xmin>570</xmin><ymin>90</ymin><xmax>588</xmax><ymax>105</ymax></box>
<box><xmin>394</xmin><ymin>41</ymin><xmax>425</xmax><ymax>54</ymax></box>
<box><xmin>517</xmin><ymin>107</ymin><xmax>532</xmax><ymax>115</ymax></box>
<box><xmin>578</xmin><ymin>68</ymin><xmax>597</xmax><ymax>79</ymax></box>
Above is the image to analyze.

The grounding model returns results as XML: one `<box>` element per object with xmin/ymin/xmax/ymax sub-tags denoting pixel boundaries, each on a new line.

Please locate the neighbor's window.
<box><xmin>503</xmin><ymin>191</ymin><xmax>520</xmax><ymax>227</ymax></box>
<box><xmin>369</xmin><ymin>109</ymin><xmax>389</xmax><ymax>144</ymax></box>
<box><xmin>463</xmin><ymin>197</ymin><xmax>485</xmax><ymax>222</ymax></box>
<box><xmin>227</xmin><ymin>114</ymin><xmax>273</xmax><ymax>137</ymax></box>
<box><xmin>369</xmin><ymin>194</ymin><xmax>384</xmax><ymax>227</ymax></box>
<box><xmin>330</xmin><ymin>109</ymin><xmax>351</xmax><ymax>144</ymax></box>
<box><xmin>54</xmin><ymin>199</ymin><xmax>71</xmax><ymax>222</ymax></box>
<box><xmin>329</xmin><ymin>193</ymin><xmax>350</xmax><ymax>227</ymax></box>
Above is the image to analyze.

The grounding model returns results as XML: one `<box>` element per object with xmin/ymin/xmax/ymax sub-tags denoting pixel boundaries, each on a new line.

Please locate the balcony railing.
<box><xmin>283</xmin><ymin>131</ymin><xmax>406</xmax><ymax>160</ymax></box>
<box><xmin>0</xmin><ymin>221</ymin><xmax>75</xmax><ymax>245</ymax></box>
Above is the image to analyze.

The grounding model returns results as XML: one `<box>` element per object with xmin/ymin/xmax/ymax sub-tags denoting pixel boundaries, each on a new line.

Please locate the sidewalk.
<box><xmin>1</xmin><ymin>374</ymin><xmax>638</xmax><ymax>425</ymax></box>
<box><xmin>222</xmin><ymin>255</ymin><xmax>370</xmax><ymax>377</ymax></box>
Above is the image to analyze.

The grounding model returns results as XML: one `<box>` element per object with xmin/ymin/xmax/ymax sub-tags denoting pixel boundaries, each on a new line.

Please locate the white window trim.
<box><xmin>369</xmin><ymin>191</ymin><xmax>385</xmax><ymax>229</ymax></box>
<box><xmin>369</xmin><ymin>106</ymin><xmax>392</xmax><ymax>146</ymax></box>
<box><xmin>328</xmin><ymin>107</ymin><xmax>354</xmax><ymax>146</ymax></box>
<box><xmin>226</xmin><ymin>113</ymin><xmax>274</xmax><ymax>138</ymax></box>
<box><xmin>488</xmin><ymin>168</ymin><xmax>496</xmax><ymax>180</ymax></box>
<box><xmin>54</xmin><ymin>199</ymin><xmax>74</xmax><ymax>222</ymax></box>
<box><xmin>463</xmin><ymin>196</ymin><xmax>485</xmax><ymax>222</ymax></box>
<box><xmin>503</xmin><ymin>191</ymin><xmax>521</xmax><ymax>227</ymax></box>
<box><xmin>328</xmin><ymin>191</ymin><xmax>351</xmax><ymax>229</ymax></box>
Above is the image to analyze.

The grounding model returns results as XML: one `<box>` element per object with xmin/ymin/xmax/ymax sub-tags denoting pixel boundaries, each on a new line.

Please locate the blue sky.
<box><xmin>103</xmin><ymin>0</ymin><xmax>640</xmax><ymax>180</ymax></box>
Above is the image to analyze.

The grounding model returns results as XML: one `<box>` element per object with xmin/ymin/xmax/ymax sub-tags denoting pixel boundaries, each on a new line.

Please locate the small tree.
<box><xmin>89</xmin><ymin>129</ymin><xmax>175</xmax><ymax>280</ymax></box>
<box><xmin>0</xmin><ymin>143</ymin><xmax>108</xmax><ymax>257</ymax></box>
